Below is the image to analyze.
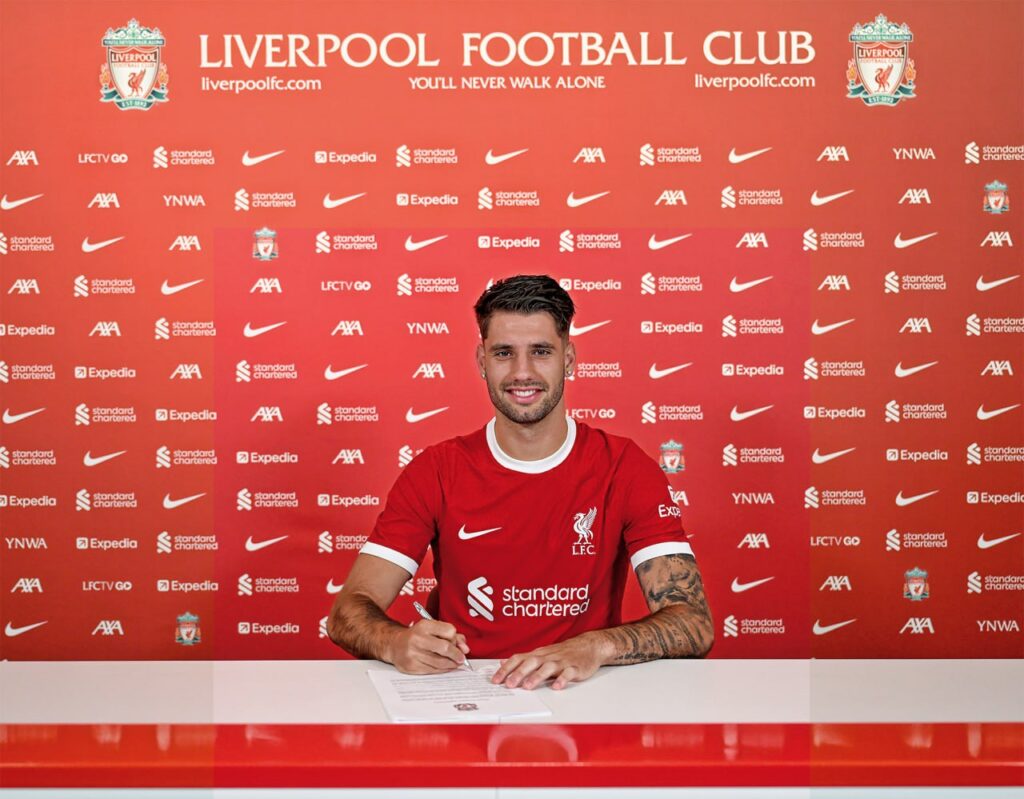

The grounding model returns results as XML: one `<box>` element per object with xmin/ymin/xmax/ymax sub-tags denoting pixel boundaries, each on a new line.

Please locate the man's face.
<box><xmin>476</xmin><ymin>311</ymin><xmax>575</xmax><ymax>425</ymax></box>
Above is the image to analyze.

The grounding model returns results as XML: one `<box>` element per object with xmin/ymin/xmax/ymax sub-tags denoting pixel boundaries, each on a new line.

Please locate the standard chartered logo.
<box><xmin>885</xmin><ymin>401</ymin><xmax>901</xmax><ymax>423</ymax></box>
<box><xmin>395</xmin><ymin>144</ymin><xmax>412</xmax><ymax>167</ymax></box>
<box><xmin>467</xmin><ymin>576</ymin><xmax>494</xmax><ymax>622</ymax></box>
<box><xmin>722</xmin><ymin>444</ymin><xmax>738</xmax><ymax>467</ymax></box>
<box><xmin>558</xmin><ymin>230</ymin><xmax>575</xmax><ymax>253</ymax></box>
<box><xmin>723</xmin><ymin>615</ymin><xmax>739</xmax><ymax>637</ymax></box>
<box><xmin>803</xmin><ymin>358</ymin><xmax>819</xmax><ymax>380</ymax></box>
<box><xmin>74</xmin><ymin>275</ymin><xmax>89</xmax><ymax>297</ymax></box>
<box><xmin>235</xmin><ymin>360</ymin><xmax>252</xmax><ymax>382</ymax></box>
<box><xmin>965</xmin><ymin>314</ymin><xmax>982</xmax><ymax>336</ymax></box>
<box><xmin>721</xmin><ymin>186</ymin><xmax>737</xmax><ymax>209</ymax></box>
<box><xmin>967</xmin><ymin>571</ymin><xmax>982</xmax><ymax>594</ymax></box>
<box><xmin>802</xmin><ymin>228</ymin><xmax>818</xmax><ymax>251</ymax></box>
<box><xmin>967</xmin><ymin>443</ymin><xmax>982</xmax><ymax>465</ymax></box>
<box><xmin>315</xmin><ymin>231</ymin><xmax>331</xmax><ymax>254</ymax></box>
<box><xmin>396</xmin><ymin>273</ymin><xmax>413</xmax><ymax>296</ymax></box>
<box><xmin>153</xmin><ymin>146</ymin><xmax>169</xmax><ymax>169</ymax></box>
<box><xmin>477</xmin><ymin>187</ymin><xmax>494</xmax><ymax>210</ymax></box>
<box><xmin>886</xmin><ymin>529</ymin><xmax>901</xmax><ymax>551</ymax></box>
<box><xmin>316</xmin><ymin>403</ymin><xmax>332</xmax><ymax>425</ymax></box>
<box><xmin>157</xmin><ymin>531</ymin><xmax>172</xmax><ymax>554</ymax></box>
<box><xmin>641</xmin><ymin>401</ymin><xmax>657</xmax><ymax>424</ymax></box>
<box><xmin>236</xmin><ymin>488</ymin><xmax>253</xmax><ymax>511</ymax></box>
<box><xmin>318</xmin><ymin>531</ymin><xmax>333</xmax><ymax>553</ymax></box>
<box><xmin>804</xmin><ymin>487</ymin><xmax>820</xmax><ymax>509</ymax></box>
<box><xmin>639</xmin><ymin>143</ymin><xmax>655</xmax><ymax>166</ymax></box>
<box><xmin>885</xmin><ymin>271</ymin><xmax>900</xmax><ymax>293</ymax></box>
<box><xmin>154</xmin><ymin>317</ymin><xmax>170</xmax><ymax>340</ymax></box>
<box><xmin>0</xmin><ymin>447</ymin><xmax>9</xmax><ymax>469</ymax></box>
<box><xmin>398</xmin><ymin>445</ymin><xmax>415</xmax><ymax>467</ymax></box>
<box><xmin>75</xmin><ymin>404</ymin><xmax>91</xmax><ymax>426</ymax></box>
<box><xmin>722</xmin><ymin>315</ymin><xmax>738</xmax><ymax>337</ymax></box>
<box><xmin>76</xmin><ymin>489</ymin><xmax>91</xmax><ymax>511</ymax></box>
<box><xmin>640</xmin><ymin>272</ymin><xmax>656</xmax><ymax>295</ymax></box>
<box><xmin>156</xmin><ymin>446</ymin><xmax>171</xmax><ymax>469</ymax></box>
<box><xmin>964</xmin><ymin>141</ymin><xmax>980</xmax><ymax>165</ymax></box>
<box><xmin>0</xmin><ymin>363</ymin><xmax>7</xmax><ymax>384</ymax></box>
<box><xmin>234</xmin><ymin>188</ymin><xmax>250</xmax><ymax>211</ymax></box>
<box><xmin>238</xmin><ymin>574</ymin><xmax>253</xmax><ymax>596</ymax></box>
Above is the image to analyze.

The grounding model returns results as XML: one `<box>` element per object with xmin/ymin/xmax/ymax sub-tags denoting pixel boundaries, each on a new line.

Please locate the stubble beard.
<box><xmin>487</xmin><ymin>375</ymin><xmax>565</xmax><ymax>426</ymax></box>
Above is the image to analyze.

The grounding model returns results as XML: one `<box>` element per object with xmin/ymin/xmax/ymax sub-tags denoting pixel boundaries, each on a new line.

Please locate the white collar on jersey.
<box><xmin>485</xmin><ymin>415</ymin><xmax>577</xmax><ymax>474</ymax></box>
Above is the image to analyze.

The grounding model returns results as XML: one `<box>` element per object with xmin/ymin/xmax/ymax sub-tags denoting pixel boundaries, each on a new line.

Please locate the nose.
<box><xmin>509</xmin><ymin>351</ymin><xmax>536</xmax><ymax>382</ymax></box>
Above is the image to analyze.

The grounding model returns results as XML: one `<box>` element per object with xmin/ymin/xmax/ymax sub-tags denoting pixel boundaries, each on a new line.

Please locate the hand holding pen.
<box><xmin>386</xmin><ymin>601</ymin><xmax>471</xmax><ymax>673</ymax></box>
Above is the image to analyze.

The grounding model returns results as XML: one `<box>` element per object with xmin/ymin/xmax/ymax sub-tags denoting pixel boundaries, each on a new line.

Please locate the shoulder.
<box><xmin>408</xmin><ymin>424</ymin><xmax>489</xmax><ymax>470</ymax></box>
<box><xmin>574</xmin><ymin>421</ymin><xmax>650</xmax><ymax>471</ymax></box>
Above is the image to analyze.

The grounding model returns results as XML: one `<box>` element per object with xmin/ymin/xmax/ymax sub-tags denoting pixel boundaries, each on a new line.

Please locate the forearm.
<box><xmin>588</xmin><ymin>603</ymin><xmax>714</xmax><ymax>665</ymax></box>
<box><xmin>328</xmin><ymin>592</ymin><xmax>404</xmax><ymax>662</ymax></box>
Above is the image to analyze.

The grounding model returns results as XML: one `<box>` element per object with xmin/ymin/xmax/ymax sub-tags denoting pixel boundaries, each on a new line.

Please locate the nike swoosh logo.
<box><xmin>404</xmin><ymin>234</ymin><xmax>447</xmax><ymax>252</ymax></box>
<box><xmin>648</xmin><ymin>233</ymin><xmax>692</xmax><ymax>251</ymax></box>
<box><xmin>810</xmin><ymin>189</ymin><xmax>855</xmax><ymax>207</ymax></box>
<box><xmin>977</xmin><ymin>274</ymin><xmax>1020</xmax><ymax>292</ymax></box>
<box><xmin>458</xmin><ymin>525</ymin><xmax>503</xmax><ymax>540</ymax></box>
<box><xmin>813</xmin><ymin>618</ymin><xmax>856</xmax><ymax>636</ymax></box>
<box><xmin>81</xmin><ymin>236</ymin><xmax>125</xmax><ymax>253</ymax></box>
<box><xmin>811</xmin><ymin>447</ymin><xmax>856</xmax><ymax>464</ymax></box>
<box><xmin>245</xmin><ymin>535</ymin><xmax>289</xmax><ymax>552</ymax></box>
<box><xmin>894</xmin><ymin>232</ymin><xmax>937</xmax><ymax>249</ymax></box>
<box><xmin>4</xmin><ymin>621</ymin><xmax>47</xmax><ymax>637</ymax></box>
<box><xmin>730</xmin><ymin>405</ymin><xmax>773</xmax><ymax>422</ymax></box>
<box><xmin>728</xmin><ymin>146</ymin><xmax>772</xmax><ymax>164</ymax></box>
<box><xmin>324</xmin><ymin>364</ymin><xmax>367</xmax><ymax>381</ymax></box>
<box><xmin>243</xmin><ymin>321</ymin><xmax>287</xmax><ymax>338</ymax></box>
<box><xmin>730</xmin><ymin>576</ymin><xmax>775</xmax><ymax>593</ymax></box>
<box><xmin>3</xmin><ymin>407</ymin><xmax>45</xmax><ymax>424</ymax></box>
<box><xmin>83</xmin><ymin>450</ymin><xmax>127</xmax><ymax>467</ymax></box>
<box><xmin>323</xmin><ymin>192</ymin><xmax>366</xmax><ymax>209</ymax></box>
<box><xmin>161</xmin><ymin>278</ymin><xmax>204</xmax><ymax>296</ymax></box>
<box><xmin>242</xmin><ymin>149</ymin><xmax>285</xmax><ymax>166</ymax></box>
<box><xmin>977</xmin><ymin>404</ymin><xmax>1020</xmax><ymax>420</ymax></box>
<box><xmin>649</xmin><ymin>362</ymin><xmax>693</xmax><ymax>379</ymax></box>
<box><xmin>895</xmin><ymin>489</ymin><xmax>939</xmax><ymax>507</ymax></box>
<box><xmin>326</xmin><ymin>579</ymin><xmax>344</xmax><ymax>594</ymax></box>
<box><xmin>729</xmin><ymin>275</ymin><xmax>773</xmax><ymax>293</ymax></box>
<box><xmin>162</xmin><ymin>492</ymin><xmax>206</xmax><ymax>510</ymax></box>
<box><xmin>0</xmin><ymin>193</ymin><xmax>44</xmax><ymax>210</ymax></box>
<box><xmin>569</xmin><ymin>320</ymin><xmax>611</xmax><ymax>336</ymax></box>
<box><xmin>406</xmin><ymin>406</ymin><xmax>448</xmax><ymax>423</ymax></box>
<box><xmin>566</xmin><ymin>190</ymin><xmax>610</xmax><ymax>208</ymax></box>
<box><xmin>894</xmin><ymin>361</ymin><xmax>939</xmax><ymax>378</ymax></box>
<box><xmin>485</xmin><ymin>148</ymin><xmax>528</xmax><ymax>165</ymax></box>
<box><xmin>977</xmin><ymin>532</ymin><xmax>1021</xmax><ymax>550</ymax></box>
<box><xmin>811</xmin><ymin>318</ymin><xmax>855</xmax><ymax>335</ymax></box>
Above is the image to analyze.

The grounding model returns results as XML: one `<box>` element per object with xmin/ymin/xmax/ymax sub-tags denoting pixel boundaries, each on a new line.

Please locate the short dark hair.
<box><xmin>474</xmin><ymin>275</ymin><xmax>575</xmax><ymax>340</ymax></box>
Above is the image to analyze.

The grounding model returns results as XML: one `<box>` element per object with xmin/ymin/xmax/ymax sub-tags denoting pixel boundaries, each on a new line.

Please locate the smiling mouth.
<box><xmin>506</xmin><ymin>385</ymin><xmax>544</xmax><ymax>404</ymax></box>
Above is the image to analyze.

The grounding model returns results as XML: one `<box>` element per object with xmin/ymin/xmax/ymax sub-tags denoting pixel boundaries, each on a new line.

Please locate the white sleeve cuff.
<box><xmin>360</xmin><ymin>542</ymin><xmax>420</xmax><ymax>576</ymax></box>
<box><xmin>630</xmin><ymin>541</ymin><xmax>694</xmax><ymax>570</ymax></box>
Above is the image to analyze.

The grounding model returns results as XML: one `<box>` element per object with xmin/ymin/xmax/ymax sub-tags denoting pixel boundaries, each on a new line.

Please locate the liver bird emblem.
<box><xmin>573</xmin><ymin>507</ymin><xmax>596</xmax><ymax>545</ymax></box>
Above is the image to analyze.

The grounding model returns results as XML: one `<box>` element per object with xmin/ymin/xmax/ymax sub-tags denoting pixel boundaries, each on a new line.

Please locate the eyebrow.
<box><xmin>488</xmin><ymin>341</ymin><xmax>556</xmax><ymax>352</ymax></box>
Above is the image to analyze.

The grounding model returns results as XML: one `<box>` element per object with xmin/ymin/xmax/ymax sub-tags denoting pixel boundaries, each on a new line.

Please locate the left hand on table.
<box><xmin>491</xmin><ymin>633</ymin><xmax>607</xmax><ymax>691</ymax></box>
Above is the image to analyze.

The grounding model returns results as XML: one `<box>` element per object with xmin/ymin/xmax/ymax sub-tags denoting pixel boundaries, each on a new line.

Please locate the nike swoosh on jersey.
<box><xmin>566</xmin><ymin>190</ymin><xmax>610</xmax><ymax>208</ymax></box>
<box><xmin>326</xmin><ymin>579</ymin><xmax>344</xmax><ymax>594</ymax></box>
<box><xmin>0</xmin><ymin>193</ymin><xmax>44</xmax><ymax>210</ymax></box>
<box><xmin>458</xmin><ymin>525</ymin><xmax>503</xmax><ymax>540</ymax></box>
<box><xmin>729</xmin><ymin>275</ymin><xmax>773</xmax><ymax>293</ymax></box>
<box><xmin>977</xmin><ymin>404</ymin><xmax>1020</xmax><ymax>420</ymax></box>
<box><xmin>242</xmin><ymin>149</ymin><xmax>285</xmax><ymax>166</ymax></box>
<box><xmin>976</xmin><ymin>274</ymin><xmax>1020</xmax><ymax>292</ymax></box>
<box><xmin>3</xmin><ymin>407</ymin><xmax>45</xmax><ymax>424</ymax></box>
<box><xmin>730</xmin><ymin>405</ymin><xmax>773</xmax><ymax>422</ymax></box>
<box><xmin>649</xmin><ymin>362</ymin><xmax>693</xmax><ymax>379</ymax></box>
<box><xmin>728</xmin><ymin>146</ymin><xmax>772</xmax><ymax>164</ymax></box>
<box><xmin>323</xmin><ymin>192</ymin><xmax>366</xmax><ymax>209</ymax></box>
<box><xmin>648</xmin><ymin>233</ymin><xmax>693</xmax><ymax>251</ymax></box>
<box><xmin>162</xmin><ymin>492</ymin><xmax>206</xmax><ymax>509</ymax></box>
<box><xmin>977</xmin><ymin>532</ymin><xmax>1021</xmax><ymax>550</ymax></box>
<box><xmin>161</xmin><ymin>278</ymin><xmax>204</xmax><ymax>296</ymax></box>
<box><xmin>810</xmin><ymin>189</ymin><xmax>855</xmax><ymax>207</ymax></box>
<box><xmin>730</xmin><ymin>576</ymin><xmax>775</xmax><ymax>593</ymax></box>
<box><xmin>81</xmin><ymin>236</ymin><xmax>125</xmax><ymax>253</ymax></box>
<box><xmin>813</xmin><ymin>618</ymin><xmax>856</xmax><ymax>635</ymax></box>
<box><xmin>83</xmin><ymin>450</ymin><xmax>127</xmax><ymax>467</ymax></box>
<box><xmin>893</xmin><ymin>232</ymin><xmax>937</xmax><ymax>249</ymax></box>
<box><xmin>811</xmin><ymin>447</ymin><xmax>856</xmax><ymax>464</ymax></box>
<box><xmin>245</xmin><ymin>535</ymin><xmax>289</xmax><ymax>552</ymax></box>
<box><xmin>569</xmin><ymin>320</ymin><xmax>610</xmax><ymax>336</ymax></box>
<box><xmin>4</xmin><ymin>620</ymin><xmax>47</xmax><ymax>637</ymax></box>
<box><xmin>243</xmin><ymin>321</ymin><xmax>287</xmax><ymax>338</ymax></box>
<box><xmin>894</xmin><ymin>489</ymin><xmax>939</xmax><ymax>507</ymax></box>
<box><xmin>406</xmin><ymin>406</ymin><xmax>448</xmax><ymax>423</ymax></box>
<box><xmin>894</xmin><ymin>361</ymin><xmax>939</xmax><ymax>378</ymax></box>
<box><xmin>485</xmin><ymin>148</ymin><xmax>528</xmax><ymax>165</ymax></box>
<box><xmin>811</xmin><ymin>318</ymin><xmax>855</xmax><ymax>335</ymax></box>
<box><xmin>404</xmin><ymin>234</ymin><xmax>447</xmax><ymax>252</ymax></box>
<box><xmin>324</xmin><ymin>364</ymin><xmax>367</xmax><ymax>380</ymax></box>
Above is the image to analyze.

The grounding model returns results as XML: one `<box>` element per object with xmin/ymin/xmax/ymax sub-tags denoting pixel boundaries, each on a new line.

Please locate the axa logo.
<box><xmin>250</xmin><ymin>406</ymin><xmax>283</xmax><ymax>423</ymax></box>
<box><xmin>250</xmin><ymin>277</ymin><xmax>283</xmax><ymax>294</ymax></box>
<box><xmin>900</xmin><ymin>617</ymin><xmax>935</xmax><ymax>634</ymax></box>
<box><xmin>899</xmin><ymin>317</ymin><xmax>932</xmax><ymax>334</ymax></box>
<box><xmin>738</xmin><ymin>532</ymin><xmax>770</xmax><ymax>548</ymax></box>
<box><xmin>88</xmin><ymin>193</ymin><xmax>120</xmax><ymax>208</ymax></box>
<box><xmin>818</xmin><ymin>274</ymin><xmax>850</xmax><ymax>291</ymax></box>
<box><xmin>169</xmin><ymin>235</ymin><xmax>201</xmax><ymax>251</ymax></box>
<box><xmin>412</xmin><ymin>362</ymin><xmax>445</xmax><ymax>379</ymax></box>
<box><xmin>332</xmin><ymin>449</ymin><xmax>365</xmax><ymax>465</ymax></box>
<box><xmin>980</xmin><ymin>231</ymin><xmax>1013</xmax><ymax>247</ymax></box>
<box><xmin>11</xmin><ymin>577</ymin><xmax>43</xmax><ymax>593</ymax></box>
<box><xmin>467</xmin><ymin>576</ymin><xmax>495</xmax><ymax>621</ymax></box>
<box><xmin>817</xmin><ymin>146</ymin><xmax>849</xmax><ymax>162</ymax></box>
<box><xmin>736</xmin><ymin>231</ymin><xmax>768</xmax><ymax>248</ymax></box>
<box><xmin>899</xmin><ymin>188</ymin><xmax>932</xmax><ymax>204</ymax></box>
<box><xmin>655</xmin><ymin>189</ymin><xmax>688</xmax><ymax>206</ymax></box>
<box><xmin>89</xmin><ymin>321</ymin><xmax>121</xmax><ymax>337</ymax></box>
<box><xmin>92</xmin><ymin>619</ymin><xmax>124</xmax><ymax>635</ymax></box>
<box><xmin>332</xmin><ymin>320</ymin><xmax>363</xmax><ymax>336</ymax></box>
<box><xmin>819</xmin><ymin>576</ymin><xmax>852</xmax><ymax>591</ymax></box>
<box><xmin>573</xmin><ymin>147</ymin><xmax>605</xmax><ymax>163</ymax></box>
<box><xmin>6</xmin><ymin>150</ymin><xmax>39</xmax><ymax>166</ymax></box>
<box><xmin>170</xmin><ymin>363</ymin><xmax>202</xmax><ymax>380</ymax></box>
<box><xmin>8</xmin><ymin>278</ymin><xmax>39</xmax><ymax>294</ymax></box>
<box><xmin>981</xmin><ymin>360</ymin><xmax>1014</xmax><ymax>376</ymax></box>
<box><xmin>572</xmin><ymin>507</ymin><xmax>597</xmax><ymax>556</ymax></box>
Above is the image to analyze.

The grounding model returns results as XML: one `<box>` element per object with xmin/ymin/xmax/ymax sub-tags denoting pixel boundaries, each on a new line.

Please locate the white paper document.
<box><xmin>368</xmin><ymin>663</ymin><xmax>552</xmax><ymax>722</ymax></box>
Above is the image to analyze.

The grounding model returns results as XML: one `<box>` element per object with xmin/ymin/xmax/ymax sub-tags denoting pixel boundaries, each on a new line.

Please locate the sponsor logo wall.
<box><xmin>1</xmin><ymin>3</ymin><xmax>1021</xmax><ymax>660</ymax></box>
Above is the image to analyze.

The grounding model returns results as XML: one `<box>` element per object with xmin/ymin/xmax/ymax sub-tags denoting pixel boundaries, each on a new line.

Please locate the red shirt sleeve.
<box><xmin>360</xmin><ymin>446</ymin><xmax>441</xmax><ymax>576</ymax></box>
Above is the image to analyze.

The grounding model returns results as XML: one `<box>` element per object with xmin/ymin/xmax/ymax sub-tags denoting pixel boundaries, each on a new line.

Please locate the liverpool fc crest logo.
<box><xmin>100</xmin><ymin>19</ymin><xmax>169</xmax><ymax>111</ymax></box>
<box><xmin>175</xmin><ymin>611</ymin><xmax>201</xmax><ymax>645</ymax></box>
<box><xmin>572</xmin><ymin>507</ymin><xmax>596</xmax><ymax>556</ymax></box>
<box><xmin>847</xmin><ymin>14</ymin><xmax>915</xmax><ymax>106</ymax></box>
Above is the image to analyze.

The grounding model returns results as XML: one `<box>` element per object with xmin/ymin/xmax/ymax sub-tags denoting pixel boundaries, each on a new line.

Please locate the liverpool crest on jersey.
<box><xmin>100</xmin><ymin>19</ymin><xmax>169</xmax><ymax>110</ymax></box>
<box><xmin>572</xmin><ymin>507</ymin><xmax>596</xmax><ymax>556</ymax></box>
<box><xmin>847</xmin><ymin>14</ymin><xmax>915</xmax><ymax>106</ymax></box>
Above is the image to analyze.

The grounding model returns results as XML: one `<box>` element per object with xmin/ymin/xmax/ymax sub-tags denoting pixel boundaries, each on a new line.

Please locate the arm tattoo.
<box><xmin>328</xmin><ymin>592</ymin><xmax>403</xmax><ymax>662</ymax></box>
<box><xmin>598</xmin><ymin>554</ymin><xmax>714</xmax><ymax>664</ymax></box>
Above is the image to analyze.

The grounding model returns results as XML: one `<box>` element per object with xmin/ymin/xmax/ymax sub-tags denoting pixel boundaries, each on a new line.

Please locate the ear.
<box><xmin>475</xmin><ymin>341</ymin><xmax>486</xmax><ymax>378</ymax></box>
<box><xmin>564</xmin><ymin>340</ymin><xmax>576</xmax><ymax>374</ymax></box>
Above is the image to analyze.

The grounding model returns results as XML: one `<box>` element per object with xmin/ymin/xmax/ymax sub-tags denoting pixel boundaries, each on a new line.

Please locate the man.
<box><xmin>328</xmin><ymin>275</ymin><xmax>713</xmax><ymax>690</ymax></box>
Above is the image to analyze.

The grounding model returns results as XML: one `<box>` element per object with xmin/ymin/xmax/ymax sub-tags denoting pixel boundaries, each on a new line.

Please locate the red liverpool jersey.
<box><xmin>362</xmin><ymin>418</ymin><xmax>694</xmax><ymax>658</ymax></box>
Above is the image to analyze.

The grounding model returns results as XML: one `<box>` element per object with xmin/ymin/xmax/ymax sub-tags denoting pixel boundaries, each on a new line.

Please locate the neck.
<box><xmin>493</xmin><ymin>406</ymin><xmax>568</xmax><ymax>461</ymax></box>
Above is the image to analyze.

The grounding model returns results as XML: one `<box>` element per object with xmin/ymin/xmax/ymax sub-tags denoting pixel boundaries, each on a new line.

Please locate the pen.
<box><xmin>412</xmin><ymin>601</ymin><xmax>472</xmax><ymax>671</ymax></box>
